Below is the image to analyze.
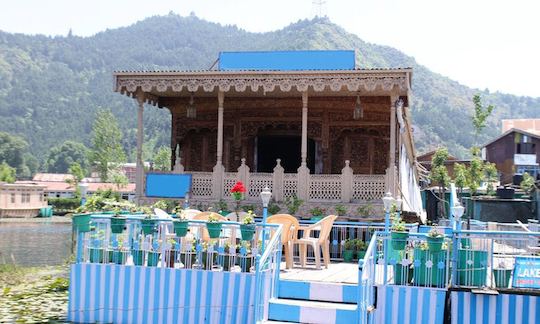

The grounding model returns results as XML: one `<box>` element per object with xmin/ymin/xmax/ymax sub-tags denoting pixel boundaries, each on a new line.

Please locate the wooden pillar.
<box><xmin>388</xmin><ymin>94</ymin><xmax>398</xmax><ymax>196</ymax></box>
<box><xmin>297</xmin><ymin>91</ymin><xmax>310</xmax><ymax>200</ymax></box>
<box><xmin>135</xmin><ymin>93</ymin><xmax>145</xmax><ymax>203</ymax></box>
<box><xmin>322</xmin><ymin>110</ymin><xmax>330</xmax><ymax>174</ymax></box>
<box><xmin>301</xmin><ymin>91</ymin><xmax>308</xmax><ymax>166</ymax></box>
<box><xmin>216</xmin><ymin>91</ymin><xmax>225</xmax><ymax>166</ymax></box>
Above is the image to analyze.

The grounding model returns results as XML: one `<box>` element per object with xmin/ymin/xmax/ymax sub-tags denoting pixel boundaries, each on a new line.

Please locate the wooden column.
<box><xmin>388</xmin><ymin>94</ymin><xmax>398</xmax><ymax>196</ymax></box>
<box><xmin>322</xmin><ymin>110</ymin><xmax>330</xmax><ymax>173</ymax></box>
<box><xmin>301</xmin><ymin>91</ymin><xmax>308</xmax><ymax>166</ymax></box>
<box><xmin>216</xmin><ymin>91</ymin><xmax>225</xmax><ymax>166</ymax></box>
<box><xmin>297</xmin><ymin>91</ymin><xmax>310</xmax><ymax>200</ymax></box>
<box><xmin>135</xmin><ymin>93</ymin><xmax>145</xmax><ymax>203</ymax></box>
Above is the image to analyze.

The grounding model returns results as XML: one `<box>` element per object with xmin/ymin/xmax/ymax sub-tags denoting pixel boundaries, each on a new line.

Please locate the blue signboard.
<box><xmin>145</xmin><ymin>173</ymin><xmax>192</xmax><ymax>198</ymax></box>
<box><xmin>218</xmin><ymin>50</ymin><xmax>356</xmax><ymax>71</ymax></box>
<box><xmin>512</xmin><ymin>256</ymin><xmax>540</xmax><ymax>289</ymax></box>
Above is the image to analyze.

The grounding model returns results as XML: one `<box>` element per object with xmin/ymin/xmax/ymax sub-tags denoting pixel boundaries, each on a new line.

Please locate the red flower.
<box><xmin>231</xmin><ymin>181</ymin><xmax>246</xmax><ymax>194</ymax></box>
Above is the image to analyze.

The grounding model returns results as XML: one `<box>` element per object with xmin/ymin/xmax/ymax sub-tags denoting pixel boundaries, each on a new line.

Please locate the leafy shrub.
<box><xmin>47</xmin><ymin>197</ymin><xmax>81</xmax><ymax>211</ymax></box>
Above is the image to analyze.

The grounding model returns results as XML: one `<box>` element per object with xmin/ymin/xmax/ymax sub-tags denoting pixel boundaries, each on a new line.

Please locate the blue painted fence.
<box><xmin>67</xmin><ymin>263</ymin><xmax>271</xmax><ymax>324</ymax></box>
<box><xmin>451</xmin><ymin>290</ymin><xmax>540</xmax><ymax>324</ymax></box>
<box><xmin>375</xmin><ymin>286</ymin><xmax>446</xmax><ymax>324</ymax></box>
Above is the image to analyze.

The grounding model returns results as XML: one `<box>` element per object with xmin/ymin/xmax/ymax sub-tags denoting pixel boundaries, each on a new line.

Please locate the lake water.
<box><xmin>0</xmin><ymin>222</ymin><xmax>72</xmax><ymax>266</ymax></box>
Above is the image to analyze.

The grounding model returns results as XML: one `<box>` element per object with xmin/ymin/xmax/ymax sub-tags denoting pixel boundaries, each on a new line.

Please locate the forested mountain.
<box><xmin>0</xmin><ymin>13</ymin><xmax>539</xmax><ymax>166</ymax></box>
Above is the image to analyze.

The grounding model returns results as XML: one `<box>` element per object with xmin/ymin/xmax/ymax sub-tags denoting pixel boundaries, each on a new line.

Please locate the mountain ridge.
<box><xmin>0</xmin><ymin>13</ymin><xmax>538</xmax><ymax>165</ymax></box>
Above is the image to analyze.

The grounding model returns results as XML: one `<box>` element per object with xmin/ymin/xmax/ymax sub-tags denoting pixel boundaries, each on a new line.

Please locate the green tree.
<box><xmin>46</xmin><ymin>141</ymin><xmax>90</xmax><ymax>174</ymax></box>
<box><xmin>89</xmin><ymin>110</ymin><xmax>126</xmax><ymax>182</ymax></box>
<box><xmin>66</xmin><ymin>162</ymin><xmax>85</xmax><ymax>198</ymax></box>
<box><xmin>109</xmin><ymin>168</ymin><xmax>128</xmax><ymax>190</ymax></box>
<box><xmin>454</xmin><ymin>163</ymin><xmax>468</xmax><ymax>200</ymax></box>
<box><xmin>471</xmin><ymin>94</ymin><xmax>495</xmax><ymax>145</ymax></box>
<box><xmin>0</xmin><ymin>132</ymin><xmax>30</xmax><ymax>177</ymax></box>
<box><xmin>429</xmin><ymin>147</ymin><xmax>450</xmax><ymax>218</ymax></box>
<box><xmin>0</xmin><ymin>162</ymin><xmax>16</xmax><ymax>183</ymax></box>
<box><xmin>483</xmin><ymin>162</ymin><xmax>499</xmax><ymax>195</ymax></box>
<box><xmin>153</xmin><ymin>146</ymin><xmax>171</xmax><ymax>171</ymax></box>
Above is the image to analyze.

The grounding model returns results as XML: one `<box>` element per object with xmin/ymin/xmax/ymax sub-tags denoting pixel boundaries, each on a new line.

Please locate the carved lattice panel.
<box><xmin>283</xmin><ymin>174</ymin><xmax>298</xmax><ymax>199</ymax></box>
<box><xmin>222</xmin><ymin>172</ymin><xmax>238</xmax><ymax>198</ymax></box>
<box><xmin>308</xmin><ymin>174</ymin><xmax>342</xmax><ymax>201</ymax></box>
<box><xmin>190</xmin><ymin>172</ymin><xmax>213</xmax><ymax>198</ymax></box>
<box><xmin>352</xmin><ymin>175</ymin><xmax>385</xmax><ymax>201</ymax></box>
<box><xmin>248</xmin><ymin>174</ymin><xmax>273</xmax><ymax>199</ymax></box>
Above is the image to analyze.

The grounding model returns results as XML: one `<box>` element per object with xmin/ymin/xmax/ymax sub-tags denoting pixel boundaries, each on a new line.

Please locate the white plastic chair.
<box><xmin>293</xmin><ymin>215</ymin><xmax>338</xmax><ymax>269</ymax></box>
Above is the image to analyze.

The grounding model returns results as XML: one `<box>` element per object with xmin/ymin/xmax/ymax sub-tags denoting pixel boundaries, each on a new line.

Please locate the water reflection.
<box><xmin>0</xmin><ymin>222</ymin><xmax>72</xmax><ymax>266</ymax></box>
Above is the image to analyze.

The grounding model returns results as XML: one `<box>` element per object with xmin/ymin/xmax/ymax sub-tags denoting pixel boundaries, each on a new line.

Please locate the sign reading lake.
<box><xmin>512</xmin><ymin>256</ymin><xmax>540</xmax><ymax>289</ymax></box>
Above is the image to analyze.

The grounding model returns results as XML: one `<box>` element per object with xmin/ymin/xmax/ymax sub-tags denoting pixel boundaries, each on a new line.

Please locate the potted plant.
<box><xmin>110</xmin><ymin>207</ymin><xmax>126</xmax><ymax>234</ymax></box>
<box><xmin>237</xmin><ymin>241</ymin><xmax>254</xmax><ymax>273</ymax></box>
<box><xmin>180</xmin><ymin>240</ymin><xmax>197</xmax><ymax>269</ymax></box>
<box><xmin>140</xmin><ymin>207</ymin><xmax>157</xmax><ymax>235</ymax></box>
<box><xmin>412</xmin><ymin>241</ymin><xmax>448</xmax><ymax>287</ymax></box>
<box><xmin>131</xmin><ymin>241</ymin><xmax>146</xmax><ymax>266</ymax></box>
<box><xmin>493</xmin><ymin>265</ymin><xmax>513</xmax><ymax>288</ymax></box>
<box><xmin>309</xmin><ymin>206</ymin><xmax>325</xmax><ymax>221</ymax></box>
<box><xmin>356</xmin><ymin>240</ymin><xmax>368</xmax><ymax>259</ymax></box>
<box><xmin>390</xmin><ymin>212</ymin><xmax>409</xmax><ymax>251</ymax></box>
<box><xmin>285</xmin><ymin>195</ymin><xmax>303</xmax><ymax>216</ymax></box>
<box><xmin>357</xmin><ymin>204</ymin><xmax>374</xmax><ymax>218</ymax></box>
<box><xmin>147</xmin><ymin>243</ymin><xmax>161</xmax><ymax>267</ymax></box>
<box><xmin>426</xmin><ymin>228</ymin><xmax>444</xmax><ymax>252</ymax></box>
<box><xmin>240</xmin><ymin>210</ymin><xmax>256</xmax><ymax>241</ymax></box>
<box><xmin>166</xmin><ymin>238</ymin><xmax>178</xmax><ymax>268</ymax></box>
<box><xmin>231</xmin><ymin>181</ymin><xmax>246</xmax><ymax>220</ymax></box>
<box><xmin>72</xmin><ymin>213</ymin><xmax>92</xmax><ymax>233</ymax></box>
<box><xmin>88</xmin><ymin>229</ymin><xmax>105</xmax><ymax>263</ymax></box>
<box><xmin>215</xmin><ymin>199</ymin><xmax>230</xmax><ymax>216</ymax></box>
<box><xmin>172</xmin><ymin>209</ymin><xmax>189</xmax><ymax>237</ymax></box>
<box><xmin>200</xmin><ymin>241</ymin><xmax>217</xmax><ymax>270</ymax></box>
<box><xmin>111</xmin><ymin>236</ymin><xmax>129</xmax><ymax>265</ymax></box>
<box><xmin>219</xmin><ymin>242</ymin><xmax>237</xmax><ymax>271</ymax></box>
<box><xmin>335</xmin><ymin>204</ymin><xmax>347</xmax><ymax>217</ymax></box>
<box><xmin>206</xmin><ymin>213</ymin><xmax>223</xmax><ymax>239</ymax></box>
<box><xmin>343</xmin><ymin>239</ymin><xmax>356</xmax><ymax>262</ymax></box>
<box><xmin>268</xmin><ymin>199</ymin><xmax>281</xmax><ymax>216</ymax></box>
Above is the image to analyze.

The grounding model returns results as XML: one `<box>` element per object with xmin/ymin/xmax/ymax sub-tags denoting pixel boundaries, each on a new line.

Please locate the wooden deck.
<box><xmin>279</xmin><ymin>261</ymin><xmax>359</xmax><ymax>284</ymax></box>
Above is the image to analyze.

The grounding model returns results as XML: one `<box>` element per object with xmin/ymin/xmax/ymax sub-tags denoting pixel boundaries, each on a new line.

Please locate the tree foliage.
<box><xmin>46</xmin><ymin>141</ymin><xmax>89</xmax><ymax>174</ymax></box>
<box><xmin>0</xmin><ymin>132</ymin><xmax>33</xmax><ymax>178</ymax></box>
<box><xmin>89</xmin><ymin>110</ymin><xmax>126</xmax><ymax>182</ymax></box>
<box><xmin>0</xmin><ymin>162</ymin><xmax>16</xmax><ymax>183</ymax></box>
<box><xmin>472</xmin><ymin>94</ymin><xmax>495</xmax><ymax>143</ymax></box>
<box><xmin>153</xmin><ymin>146</ymin><xmax>171</xmax><ymax>171</ymax></box>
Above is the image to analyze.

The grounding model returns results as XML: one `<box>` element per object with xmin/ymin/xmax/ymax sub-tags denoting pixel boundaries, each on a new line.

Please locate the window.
<box><xmin>517</xmin><ymin>165</ymin><xmax>540</xmax><ymax>177</ymax></box>
<box><xmin>10</xmin><ymin>193</ymin><xmax>15</xmax><ymax>204</ymax></box>
<box><xmin>517</xmin><ymin>142</ymin><xmax>536</xmax><ymax>154</ymax></box>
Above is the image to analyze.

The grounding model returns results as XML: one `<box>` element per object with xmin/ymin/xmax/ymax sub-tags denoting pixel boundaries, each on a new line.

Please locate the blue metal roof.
<box><xmin>218</xmin><ymin>50</ymin><xmax>356</xmax><ymax>71</ymax></box>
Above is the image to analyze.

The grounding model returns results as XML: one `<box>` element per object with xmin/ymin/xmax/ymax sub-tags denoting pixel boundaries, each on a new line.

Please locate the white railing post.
<box><xmin>272</xmin><ymin>159</ymin><xmax>284</xmax><ymax>202</ymax></box>
<box><xmin>341</xmin><ymin>160</ymin><xmax>353</xmax><ymax>203</ymax></box>
<box><xmin>237</xmin><ymin>158</ymin><xmax>250</xmax><ymax>193</ymax></box>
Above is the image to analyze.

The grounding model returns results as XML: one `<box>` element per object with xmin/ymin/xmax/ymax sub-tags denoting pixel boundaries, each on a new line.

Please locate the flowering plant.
<box><xmin>231</xmin><ymin>181</ymin><xmax>246</xmax><ymax>201</ymax></box>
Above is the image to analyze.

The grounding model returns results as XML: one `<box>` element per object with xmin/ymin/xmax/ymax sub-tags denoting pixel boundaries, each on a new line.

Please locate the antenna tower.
<box><xmin>312</xmin><ymin>0</ymin><xmax>327</xmax><ymax>18</ymax></box>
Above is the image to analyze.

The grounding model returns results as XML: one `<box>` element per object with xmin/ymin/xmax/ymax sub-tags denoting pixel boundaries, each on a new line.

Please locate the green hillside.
<box><xmin>0</xmin><ymin>13</ymin><xmax>538</xmax><ymax>165</ymax></box>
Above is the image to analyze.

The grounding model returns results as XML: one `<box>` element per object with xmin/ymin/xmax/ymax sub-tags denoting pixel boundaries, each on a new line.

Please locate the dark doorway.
<box><xmin>256</xmin><ymin>136</ymin><xmax>315</xmax><ymax>173</ymax></box>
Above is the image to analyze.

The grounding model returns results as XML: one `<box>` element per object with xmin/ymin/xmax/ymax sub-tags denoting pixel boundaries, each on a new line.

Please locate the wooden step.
<box><xmin>268</xmin><ymin>298</ymin><xmax>357</xmax><ymax>324</ymax></box>
<box><xmin>278</xmin><ymin>279</ymin><xmax>357</xmax><ymax>304</ymax></box>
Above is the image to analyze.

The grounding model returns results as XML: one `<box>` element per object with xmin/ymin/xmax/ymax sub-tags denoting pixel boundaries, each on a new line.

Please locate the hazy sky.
<box><xmin>1</xmin><ymin>0</ymin><xmax>539</xmax><ymax>98</ymax></box>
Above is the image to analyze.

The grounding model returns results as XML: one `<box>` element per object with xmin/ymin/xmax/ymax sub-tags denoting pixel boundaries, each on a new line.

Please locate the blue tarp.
<box><xmin>218</xmin><ymin>50</ymin><xmax>355</xmax><ymax>71</ymax></box>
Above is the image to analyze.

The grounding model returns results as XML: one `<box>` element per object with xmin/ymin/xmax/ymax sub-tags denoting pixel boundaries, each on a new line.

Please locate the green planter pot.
<box><xmin>219</xmin><ymin>254</ymin><xmax>235</xmax><ymax>271</ymax></box>
<box><xmin>206</xmin><ymin>222</ymin><xmax>223</xmax><ymax>239</ymax></box>
<box><xmin>391</xmin><ymin>231</ymin><xmax>409</xmax><ymax>250</ymax></box>
<box><xmin>173</xmin><ymin>220</ymin><xmax>189</xmax><ymax>237</ymax></box>
<box><xmin>180</xmin><ymin>252</ymin><xmax>197</xmax><ymax>269</ymax></box>
<box><xmin>132</xmin><ymin>249</ymin><xmax>145</xmax><ymax>266</ymax></box>
<box><xmin>119</xmin><ymin>210</ymin><xmax>130</xmax><ymax>215</ymax></box>
<box><xmin>112</xmin><ymin>250</ymin><xmax>128</xmax><ymax>265</ymax></box>
<box><xmin>393</xmin><ymin>264</ymin><xmax>413</xmax><ymax>285</ymax></box>
<box><xmin>311</xmin><ymin>215</ymin><xmax>324</xmax><ymax>222</ymax></box>
<box><xmin>238</xmin><ymin>256</ymin><xmax>254</xmax><ymax>273</ymax></box>
<box><xmin>72</xmin><ymin>213</ymin><xmax>92</xmax><ymax>233</ymax></box>
<box><xmin>356</xmin><ymin>250</ymin><xmax>366</xmax><ymax>260</ymax></box>
<box><xmin>426</xmin><ymin>236</ymin><xmax>444</xmax><ymax>252</ymax></box>
<box><xmin>88</xmin><ymin>248</ymin><xmax>104</xmax><ymax>263</ymax></box>
<box><xmin>413</xmin><ymin>248</ymin><xmax>447</xmax><ymax>287</ymax></box>
<box><xmin>147</xmin><ymin>251</ymin><xmax>160</xmax><ymax>267</ymax></box>
<box><xmin>343</xmin><ymin>250</ymin><xmax>355</xmax><ymax>262</ymax></box>
<box><xmin>493</xmin><ymin>269</ymin><xmax>512</xmax><ymax>288</ymax></box>
<box><xmin>110</xmin><ymin>216</ymin><xmax>126</xmax><ymax>234</ymax></box>
<box><xmin>141</xmin><ymin>218</ymin><xmax>157</xmax><ymax>235</ymax></box>
<box><xmin>457</xmin><ymin>249</ymin><xmax>487</xmax><ymax>286</ymax></box>
<box><xmin>240</xmin><ymin>224</ymin><xmax>256</xmax><ymax>241</ymax></box>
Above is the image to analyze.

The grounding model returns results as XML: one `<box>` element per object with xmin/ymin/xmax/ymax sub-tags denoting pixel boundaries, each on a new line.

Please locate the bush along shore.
<box><xmin>0</xmin><ymin>264</ymin><xmax>69</xmax><ymax>323</ymax></box>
